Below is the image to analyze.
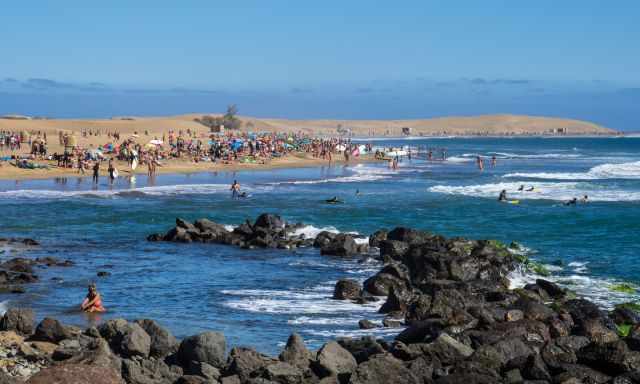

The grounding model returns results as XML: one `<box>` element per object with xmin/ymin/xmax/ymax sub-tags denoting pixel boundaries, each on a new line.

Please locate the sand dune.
<box><xmin>0</xmin><ymin>113</ymin><xmax>615</xmax><ymax>142</ymax></box>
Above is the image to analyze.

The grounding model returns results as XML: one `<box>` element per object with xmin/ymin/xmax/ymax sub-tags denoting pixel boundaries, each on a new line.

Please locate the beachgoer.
<box><xmin>526</xmin><ymin>186</ymin><xmax>535</xmax><ymax>192</ymax></box>
<box><xmin>565</xmin><ymin>197</ymin><xmax>578</xmax><ymax>206</ymax></box>
<box><xmin>326</xmin><ymin>196</ymin><xmax>340</xmax><ymax>203</ymax></box>
<box><xmin>355</xmin><ymin>189</ymin><xmax>361</xmax><ymax>196</ymax></box>
<box><xmin>108</xmin><ymin>159</ymin><xmax>115</xmax><ymax>183</ymax></box>
<box><xmin>231</xmin><ymin>180</ymin><xmax>241</xmax><ymax>198</ymax></box>
<box><xmin>491</xmin><ymin>156</ymin><xmax>497</xmax><ymax>167</ymax></box>
<box><xmin>498</xmin><ymin>189</ymin><xmax>508</xmax><ymax>202</ymax></box>
<box><xmin>518</xmin><ymin>185</ymin><xmax>525</xmax><ymax>191</ymax></box>
<box><xmin>92</xmin><ymin>161</ymin><xmax>99</xmax><ymax>183</ymax></box>
<box><xmin>581</xmin><ymin>195</ymin><xmax>589</xmax><ymax>203</ymax></box>
<box><xmin>81</xmin><ymin>283</ymin><xmax>106</xmax><ymax>312</ymax></box>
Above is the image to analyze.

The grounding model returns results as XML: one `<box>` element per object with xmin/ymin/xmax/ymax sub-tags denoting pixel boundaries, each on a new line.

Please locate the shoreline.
<box><xmin>0</xmin><ymin>153</ymin><xmax>381</xmax><ymax>181</ymax></box>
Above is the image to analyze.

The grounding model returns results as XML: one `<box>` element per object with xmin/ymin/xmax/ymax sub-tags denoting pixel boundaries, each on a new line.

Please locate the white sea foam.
<box><xmin>0</xmin><ymin>184</ymin><xmax>239</xmax><ymax>200</ymax></box>
<box><xmin>504</xmin><ymin>160</ymin><xmax>640</xmax><ymax>180</ymax></box>
<box><xmin>0</xmin><ymin>301</ymin><xmax>8</xmax><ymax>316</ymax></box>
<box><xmin>290</xmin><ymin>225</ymin><xmax>339</xmax><ymax>239</ymax></box>
<box><xmin>303</xmin><ymin>327</ymin><xmax>403</xmax><ymax>338</ymax></box>
<box><xmin>222</xmin><ymin>286</ymin><xmax>380</xmax><ymax>315</ymax></box>
<box><xmin>428</xmin><ymin>181</ymin><xmax>640</xmax><ymax>202</ymax></box>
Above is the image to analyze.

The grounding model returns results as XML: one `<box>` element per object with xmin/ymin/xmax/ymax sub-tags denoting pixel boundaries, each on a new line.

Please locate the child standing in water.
<box><xmin>81</xmin><ymin>283</ymin><xmax>106</xmax><ymax>312</ymax></box>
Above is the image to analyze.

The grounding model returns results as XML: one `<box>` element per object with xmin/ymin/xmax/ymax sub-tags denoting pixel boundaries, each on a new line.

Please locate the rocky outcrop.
<box><xmin>6</xmin><ymin>223</ymin><xmax>640</xmax><ymax>383</ymax></box>
<box><xmin>0</xmin><ymin>256</ymin><xmax>73</xmax><ymax>295</ymax></box>
<box><xmin>148</xmin><ymin>214</ymin><xmax>373</xmax><ymax>257</ymax></box>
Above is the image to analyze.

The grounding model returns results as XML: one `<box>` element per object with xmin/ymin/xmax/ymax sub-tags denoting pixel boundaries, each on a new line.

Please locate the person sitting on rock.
<box><xmin>81</xmin><ymin>283</ymin><xmax>106</xmax><ymax>312</ymax></box>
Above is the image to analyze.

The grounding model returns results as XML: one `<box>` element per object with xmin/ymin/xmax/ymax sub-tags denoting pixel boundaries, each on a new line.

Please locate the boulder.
<box><xmin>422</xmin><ymin>333</ymin><xmax>474</xmax><ymax>365</ymax></box>
<box><xmin>195</xmin><ymin>218</ymin><xmax>229</xmax><ymax>235</ymax></box>
<box><xmin>176</xmin><ymin>218</ymin><xmax>198</xmax><ymax>232</ymax></box>
<box><xmin>578</xmin><ymin>340</ymin><xmax>640</xmax><ymax>375</ymax></box>
<box><xmin>332</xmin><ymin>279</ymin><xmax>362</xmax><ymax>300</ymax></box>
<box><xmin>32</xmin><ymin>317</ymin><xmax>71</xmax><ymax>343</ymax></box>
<box><xmin>363</xmin><ymin>273</ymin><xmax>406</xmax><ymax>296</ymax></box>
<box><xmin>337</xmin><ymin>337</ymin><xmax>385</xmax><ymax>364</ymax></box>
<box><xmin>396</xmin><ymin>320</ymin><xmax>443</xmax><ymax>344</ymax></box>
<box><xmin>378</xmin><ymin>240</ymin><xmax>409</xmax><ymax>261</ymax></box>
<box><xmin>134</xmin><ymin>319</ymin><xmax>178</xmax><ymax>358</ymax></box>
<box><xmin>320</xmin><ymin>234</ymin><xmax>358</xmax><ymax>257</ymax></box>
<box><xmin>26</xmin><ymin>363</ymin><xmax>124</xmax><ymax>384</ymax></box>
<box><xmin>387</xmin><ymin>227</ymin><xmax>431</xmax><ymax>245</ymax></box>
<box><xmin>313</xmin><ymin>231</ymin><xmax>336</xmax><ymax>248</ymax></box>
<box><xmin>348</xmin><ymin>354</ymin><xmax>420</xmax><ymax>384</ymax></box>
<box><xmin>226</xmin><ymin>347</ymin><xmax>277</xmax><ymax>381</ymax></box>
<box><xmin>0</xmin><ymin>308</ymin><xmax>34</xmax><ymax>335</ymax></box>
<box><xmin>121</xmin><ymin>357</ymin><xmax>182</xmax><ymax>384</ymax></box>
<box><xmin>260</xmin><ymin>362</ymin><xmax>303</xmax><ymax>384</ymax></box>
<box><xmin>315</xmin><ymin>341</ymin><xmax>357</xmax><ymax>377</ymax></box>
<box><xmin>98</xmin><ymin>319</ymin><xmax>151</xmax><ymax>358</ymax></box>
<box><xmin>178</xmin><ymin>331</ymin><xmax>226</xmax><ymax>369</ymax></box>
<box><xmin>368</xmin><ymin>230</ymin><xmax>387</xmax><ymax>248</ymax></box>
<box><xmin>358</xmin><ymin>320</ymin><xmax>377</xmax><ymax>330</ymax></box>
<box><xmin>279</xmin><ymin>333</ymin><xmax>312</xmax><ymax>369</ymax></box>
<box><xmin>535</xmin><ymin>278</ymin><xmax>566</xmax><ymax>299</ymax></box>
<box><xmin>541</xmin><ymin>336</ymin><xmax>590</xmax><ymax>369</ymax></box>
<box><xmin>254</xmin><ymin>214</ymin><xmax>285</xmax><ymax>231</ymax></box>
<box><xmin>379</xmin><ymin>286</ymin><xmax>414</xmax><ymax>314</ymax></box>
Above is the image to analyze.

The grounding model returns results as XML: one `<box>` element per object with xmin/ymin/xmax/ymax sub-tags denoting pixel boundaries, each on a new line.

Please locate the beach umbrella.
<box><xmin>149</xmin><ymin>139</ymin><xmax>163</xmax><ymax>145</ymax></box>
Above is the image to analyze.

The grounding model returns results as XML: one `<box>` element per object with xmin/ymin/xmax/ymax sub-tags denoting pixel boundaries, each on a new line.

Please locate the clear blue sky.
<box><xmin>1</xmin><ymin>0</ymin><xmax>639</xmax><ymax>130</ymax></box>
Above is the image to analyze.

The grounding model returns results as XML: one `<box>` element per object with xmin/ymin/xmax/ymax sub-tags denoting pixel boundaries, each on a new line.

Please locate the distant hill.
<box><xmin>0</xmin><ymin>113</ymin><xmax>616</xmax><ymax>138</ymax></box>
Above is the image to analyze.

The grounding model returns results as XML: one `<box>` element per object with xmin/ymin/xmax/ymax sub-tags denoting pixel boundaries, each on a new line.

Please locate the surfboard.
<box><xmin>131</xmin><ymin>158</ymin><xmax>138</xmax><ymax>170</ymax></box>
<box><xmin>507</xmin><ymin>200</ymin><xmax>520</xmax><ymax>205</ymax></box>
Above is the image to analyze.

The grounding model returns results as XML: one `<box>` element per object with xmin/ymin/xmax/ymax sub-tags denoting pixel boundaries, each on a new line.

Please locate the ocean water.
<box><xmin>1</xmin><ymin>137</ymin><xmax>639</xmax><ymax>354</ymax></box>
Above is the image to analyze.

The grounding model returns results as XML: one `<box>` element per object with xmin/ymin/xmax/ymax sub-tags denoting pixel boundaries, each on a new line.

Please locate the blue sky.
<box><xmin>1</xmin><ymin>1</ymin><xmax>639</xmax><ymax>130</ymax></box>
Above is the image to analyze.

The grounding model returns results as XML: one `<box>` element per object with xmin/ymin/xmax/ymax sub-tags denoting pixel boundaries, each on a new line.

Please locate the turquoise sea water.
<box><xmin>1</xmin><ymin>137</ymin><xmax>639</xmax><ymax>354</ymax></box>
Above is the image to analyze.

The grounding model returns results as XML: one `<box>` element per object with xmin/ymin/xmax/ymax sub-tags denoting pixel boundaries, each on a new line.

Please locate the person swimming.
<box><xmin>565</xmin><ymin>197</ymin><xmax>578</xmax><ymax>206</ymax></box>
<box><xmin>581</xmin><ymin>195</ymin><xmax>589</xmax><ymax>203</ymax></box>
<box><xmin>355</xmin><ymin>189</ymin><xmax>361</xmax><ymax>196</ymax></box>
<box><xmin>230</xmin><ymin>180</ymin><xmax>241</xmax><ymax>199</ymax></box>
<box><xmin>498</xmin><ymin>189</ymin><xmax>508</xmax><ymax>202</ymax></box>
<box><xmin>518</xmin><ymin>185</ymin><xmax>525</xmax><ymax>191</ymax></box>
<box><xmin>81</xmin><ymin>283</ymin><xmax>106</xmax><ymax>313</ymax></box>
<box><xmin>326</xmin><ymin>196</ymin><xmax>342</xmax><ymax>204</ymax></box>
<box><xmin>526</xmin><ymin>186</ymin><xmax>535</xmax><ymax>192</ymax></box>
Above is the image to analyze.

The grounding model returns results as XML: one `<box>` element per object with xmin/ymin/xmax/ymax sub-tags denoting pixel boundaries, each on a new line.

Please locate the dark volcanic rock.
<box><xmin>348</xmin><ymin>354</ymin><xmax>420</xmax><ymax>384</ymax></box>
<box><xmin>332</xmin><ymin>279</ymin><xmax>362</xmax><ymax>300</ymax></box>
<box><xmin>0</xmin><ymin>307</ymin><xmax>35</xmax><ymax>335</ymax></box>
<box><xmin>315</xmin><ymin>341</ymin><xmax>357</xmax><ymax>377</ymax></box>
<box><xmin>320</xmin><ymin>234</ymin><xmax>358</xmax><ymax>257</ymax></box>
<box><xmin>279</xmin><ymin>333</ymin><xmax>312</xmax><ymax>369</ymax></box>
<box><xmin>134</xmin><ymin>318</ymin><xmax>178</xmax><ymax>358</ymax></box>
<box><xmin>178</xmin><ymin>331</ymin><xmax>226</xmax><ymax>369</ymax></box>
<box><xmin>33</xmin><ymin>317</ymin><xmax>72</xmax><ymax>343</ymax></box>
<box><xmin>368</xmin><ymin>230</ymin><xmax>387</xmax><ymax>248</ymax></box>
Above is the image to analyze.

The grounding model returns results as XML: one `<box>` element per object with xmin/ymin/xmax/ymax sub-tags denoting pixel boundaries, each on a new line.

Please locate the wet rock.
<box><xmin>320</xmin><ymin>234</ymin><xmax>359</xmax><ymax>257</ymax></box>
<box><xmin>553</xmin><ymin>363</ymin><xmax>611</xmax><ymax>384</ymax></box>
<box><xmin>363</xmin><ymin>272</ymin><xmax>406</xmax><ymax>296</ymax></box>
<box><xmin>378</xmin><ymin>240</ymin><xmax>409</xmax><ymax>261</ymax></box>
<box><xmin>178</xmin><ymin>331</ymin><xmax>226</xmax><ymax>369</ymax></box>
<box><xmin>382</xmin><ymin>318</ymin><xmax>403</xmax><ymax>328</ymax></box>
<box><xmin>279</xmin><ymin>333</ymin><xmax>312</xmax><ymax>369</ymax></box>
<box><xmin>368</xmin><ymin>230</ymin><xmax>387</xmax><ymax>248</ymax></box>
<box><xmin>422</xmin><ymin>333</ymin><xmax>474</xmax><ymax>365</ymax></box>
<box><xmin>315</xmin><ymin>341</ymin><xmax>357</xmax><ymax>377</ymax></box>
<box><xmin>379</xmin><ymin>285</ymin><xmax>415</xmax><ymax>314</ymax></box>
<box><xmin>32</xmin><ymin>317</ymin><xmax>72</xmax><ymax>343</ymax></box>
<box><xmin>536</xmin><ymin>278</ymin><xmax>567</xmax><ymax>299</ymax></box>
<box><xmin>357</xmin><ymin>320</ymin><xmax>377</xmax><ymax>330</ymax></box>
<box><xmin>254</xmin><ymin>214</ymin><xmax>285</xmax><ymax>232</ymax></box>
<box><xmin>98</xmin><ymin>319</ymin><xmax>151</xmax><ymax>358</ymax></box>
<box><xmin>313</xmin><ymin>231</ymin><xmax>336</xmax><ymax>248</ymax></box>
<box><xmin>387</xmin><ymin>227</ymin><xmax>431</xmax><ymax>245</ymax></box>
<box><xmin>134</xmin><ymin>319</ymin><xmax>178</xmax><ymax>359</ymax></box>
<box><xmin>96</xmin><ymin>271</ymin><xmax>111</xmax><ymax>277</ymax></box>
<box><xmin>0</xmin><ymin>308</ymin><xmax>34</xmax><ymax>335</ymax></box>
<box><xmin>332</xmin><ymin>279</ymin><xmax>362</xmax><ymax>300</ymax></box>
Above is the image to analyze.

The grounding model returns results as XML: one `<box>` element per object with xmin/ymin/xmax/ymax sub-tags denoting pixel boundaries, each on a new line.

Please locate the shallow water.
<box><xmin>1</xmin><ymin>137</ymin><xmax>639</xmax><ymax>354</ymax></box>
